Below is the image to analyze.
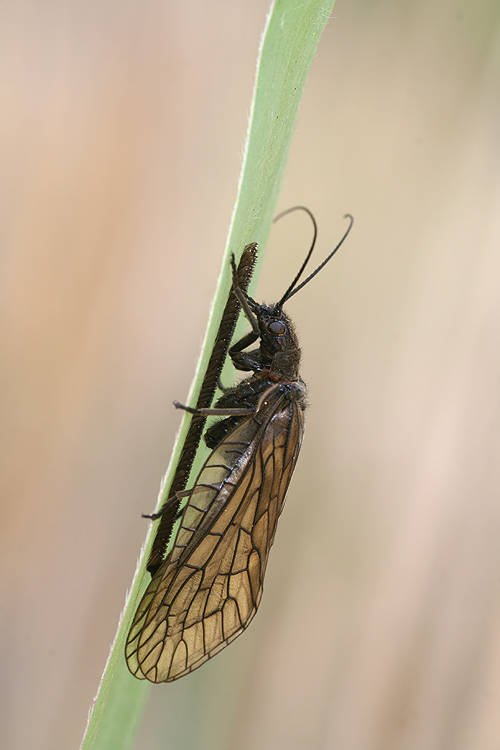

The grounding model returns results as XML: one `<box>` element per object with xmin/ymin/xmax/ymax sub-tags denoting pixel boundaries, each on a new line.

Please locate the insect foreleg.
<box><xmin>230</xmin><ymin>254</ymin><xmax>260</xmax><ymax>335</ymax></box>
<box><xmin>229</xmin><ymin>347</ymin><xmax>263</xmax><ymax>373</ymax></box>
<box><xmin>228</xmin><ymin>330</ymin><xmax>260</xmax><ymax>356</ymax></box>
<box><xmin>216</xmin><ymin>377</ymin><xmax>229</xmax><ymax>393</ymax></box>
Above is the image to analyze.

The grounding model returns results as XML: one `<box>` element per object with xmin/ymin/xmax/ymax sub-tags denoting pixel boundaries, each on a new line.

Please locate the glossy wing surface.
<box><xmin>125</xmin><ymin>383</ymin><xmax>305</xmax><ymax>682</ymax></box>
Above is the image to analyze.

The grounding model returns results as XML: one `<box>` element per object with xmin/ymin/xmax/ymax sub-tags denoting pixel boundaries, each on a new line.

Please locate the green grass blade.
<box><xmin>80</xmin><ymin>1</ymin><xmax>336</xmax><ymax>748</ymax></box>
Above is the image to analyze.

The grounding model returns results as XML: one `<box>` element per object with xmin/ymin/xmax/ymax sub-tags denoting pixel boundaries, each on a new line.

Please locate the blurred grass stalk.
<box><xmin>80</xmin><ymin>1</ymin><xmax>336</xmax><ymax>748</ymax></box>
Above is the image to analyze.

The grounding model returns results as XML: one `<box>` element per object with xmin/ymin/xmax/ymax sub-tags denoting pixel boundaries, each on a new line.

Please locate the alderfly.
<box><xmin>126</xmin><ymin>208</ymin><xmax>353</xmax><ymax>682</ymax></box>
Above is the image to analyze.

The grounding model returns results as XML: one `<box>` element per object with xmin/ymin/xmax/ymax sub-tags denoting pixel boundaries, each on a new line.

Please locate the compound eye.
<box><xmin>268</xmin><ymin>320</ymin><xmax>286</xmax><ymax>335</ymax></box>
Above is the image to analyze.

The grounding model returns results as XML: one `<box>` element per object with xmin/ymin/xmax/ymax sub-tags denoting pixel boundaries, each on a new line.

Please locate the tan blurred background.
<box><xmin>1</xmin><ymin>1</ymin><xmax>500</xmax><ymax>749</ymax></box>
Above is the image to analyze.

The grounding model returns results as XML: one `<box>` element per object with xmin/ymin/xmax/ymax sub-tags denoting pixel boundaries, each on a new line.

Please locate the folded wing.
<box><xmin>125</xmin><ymin>383</ymin><xmax>304</xmax><ymax>682</ymax></box>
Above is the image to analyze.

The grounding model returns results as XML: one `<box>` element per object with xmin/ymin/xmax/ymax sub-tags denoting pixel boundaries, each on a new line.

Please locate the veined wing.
<box><xmin>125</xmin><ymin>382</ymin><xmax>305</xmax><ymax>682</ymax></box>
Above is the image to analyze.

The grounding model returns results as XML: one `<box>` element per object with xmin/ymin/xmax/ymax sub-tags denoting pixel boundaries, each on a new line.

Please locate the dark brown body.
<box><xmin>126</xmin><ymin>271</ymin><xmax>307</xmax><ymax>683</ymax></box>
<box><xmin>125</xmin><ymin>208</ymin><xmax>352</xmax><ymax>682</ymax></box>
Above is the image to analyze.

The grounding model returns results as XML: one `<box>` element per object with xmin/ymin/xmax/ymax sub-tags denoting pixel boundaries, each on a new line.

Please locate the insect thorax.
<box><xmin>204</xmin><ymin>375</ymin><xmax>306</xmax><ymax>450</ymax></box>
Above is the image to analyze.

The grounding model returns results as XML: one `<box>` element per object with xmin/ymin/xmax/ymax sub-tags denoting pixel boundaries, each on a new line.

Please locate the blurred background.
<box><xmin>1</xmin><ymin>1</ymin><xmax>500</xmax><ymax>749</ymax></box>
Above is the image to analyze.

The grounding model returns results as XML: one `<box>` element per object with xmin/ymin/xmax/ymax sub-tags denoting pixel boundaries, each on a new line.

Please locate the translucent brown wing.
<box><xmin>125</xmin><ymin>382</ymin><xmax>305</xmax><ymax>682</ymax></box>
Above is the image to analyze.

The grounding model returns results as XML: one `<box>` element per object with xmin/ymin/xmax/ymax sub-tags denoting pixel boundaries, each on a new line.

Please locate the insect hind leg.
<box><xmin>142</xmin><ymin>489</ymin><xmax>192</xmax><ymax>521</ymax></box>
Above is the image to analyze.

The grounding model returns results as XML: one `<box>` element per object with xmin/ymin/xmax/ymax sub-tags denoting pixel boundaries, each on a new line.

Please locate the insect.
<box><xmin>125</xmin><ymin>207</ymin><xmax>353</xmax><ymax>682</ymax></box>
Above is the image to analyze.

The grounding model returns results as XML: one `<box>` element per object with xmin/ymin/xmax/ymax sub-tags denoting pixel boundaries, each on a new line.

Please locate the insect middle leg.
<box><xmin>173</xmin><ymin>401</ymin><xmax>253</xmax><ymax>417</ymax></box>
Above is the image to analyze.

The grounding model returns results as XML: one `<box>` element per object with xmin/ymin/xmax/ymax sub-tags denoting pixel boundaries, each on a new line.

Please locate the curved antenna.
<box><xmin>273</xmin><ymin>206</ymin><xmax>318</xmax><ymax>310</ymax></box>
<box><xmin>282</xmin><ymin>213</ymin><xmax>354</xmax><ymax>303</ymax></box>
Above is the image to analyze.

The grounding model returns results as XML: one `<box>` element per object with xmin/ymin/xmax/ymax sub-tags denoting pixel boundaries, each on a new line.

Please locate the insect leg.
<box><xmin>230</xmin><ymin>254</ymin><xmax>260</xmax><ymax>335</ymax></box>
<box><xmin>173</xmin><ymin>401</ymin><xmax>253</xmax><ymax>417</ymax></box>
<box><xmin>228</xmin><ymin>330</ymin><xmax>260</xmax><ymax>358</ymax></box>
<box><xmin>216</xmin><ymin>377</ymin><xmax>231</xmax><ymax>393</ymax></box>
<box><xmin>141</xmin><ymin>488</ymin><xmax>192</xmax><ymax>520</ymax></box>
